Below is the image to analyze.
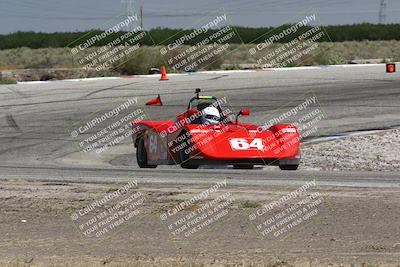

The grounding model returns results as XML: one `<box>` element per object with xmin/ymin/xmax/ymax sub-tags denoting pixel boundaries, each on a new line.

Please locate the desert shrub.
<box><xmin>0</xmin><ymin>78</ymin><xmax>17</xmax><ymax>84</ymax></box>
<box><xmin>0</xmin><ymin>41</ymin><xmax>399</xmax><ymax>71</ymax></box>
<box><xmin>112</xmin><ymin>47</ymin><xmax>165</xmax><ymax>75</ymax></box>
<box><xmin>203</xmin><ymin>55</ymin><xmax>224</xmax><ymax>70</ymax></box>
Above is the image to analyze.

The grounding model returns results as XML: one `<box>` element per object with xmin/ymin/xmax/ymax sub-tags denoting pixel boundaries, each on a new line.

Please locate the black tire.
<box><xmin>178</xmin><ymin>132</ymin><xmax>199</xmax><ymax>169</ymax></box>
<box><xmin>279</xmin><ymin>164</ymin><xmax>299</xmax><ymax>171</ymax></box>
<box><xmin>233</xmin><ymin>164</ymin><xmax>254</xmax><ymax>169</ymax></box>
<box><xmin>136</xmin><ymin>136</ymin><xmax>157</xmax><ymax>168</ymax></box>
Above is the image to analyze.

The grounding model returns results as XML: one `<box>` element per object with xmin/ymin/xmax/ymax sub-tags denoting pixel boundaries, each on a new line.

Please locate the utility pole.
<box><xmin>140</xmin><ymin>5</ymin><xmax>143</xmax><ymax>30</ymax></box>
<box><xmin>379</xmin><ymin>0</ymin><xmax>388</xmax><ymax>24</ymax></box>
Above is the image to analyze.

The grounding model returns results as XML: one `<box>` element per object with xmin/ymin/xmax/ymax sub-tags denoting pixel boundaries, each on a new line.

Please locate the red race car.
<box><xmin>131</xmin><ymin>89</ymin><xmax>300</xmax><ymax>170</ymax></box>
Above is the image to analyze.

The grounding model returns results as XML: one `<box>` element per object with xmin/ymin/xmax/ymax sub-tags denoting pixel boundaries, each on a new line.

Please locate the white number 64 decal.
<box><xmin>229</xmin><ymin>138</ymin><xmax>264</xmax><ymax>150</ymax></box>
<box><xmin>149</xmin><ymin>134</ymin><xmax>158</xmax><ymax>154</ymax></box>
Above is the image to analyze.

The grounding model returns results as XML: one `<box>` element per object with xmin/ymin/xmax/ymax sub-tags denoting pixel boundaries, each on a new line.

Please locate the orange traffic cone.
<box><xmin>146</xmin><ymin>95</ymin><xmax>163</xmax><ymax>106</ymax></box>
<box><xmin>160</xmin><ymin>66</ymin><xmax>169</xmax><ymax>81</ymax></box>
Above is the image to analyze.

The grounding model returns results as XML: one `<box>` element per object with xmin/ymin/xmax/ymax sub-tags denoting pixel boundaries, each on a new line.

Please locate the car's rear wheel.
<box><xmin>136</xmin><ymin>136</ymin><xmax>157</xmax><ymax>168</ymax></box>
<box><xmin>233</xmin><ymin>164</ymin><xmax>254</xmax><ymax>169</ymax></box>
<box><xmin>279</xmin><ymin>164</ymin><xmax>299</xmax><ymax>171</ymax></box>
<box><xmin>178</xmin><ymin>132</ymin><xmax>199</xmax><ymax>169</ymax></box>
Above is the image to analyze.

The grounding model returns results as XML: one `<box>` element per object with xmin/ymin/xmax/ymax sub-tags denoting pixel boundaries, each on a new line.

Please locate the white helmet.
<box><xmin>202</xmin><ymin>106</ymin><xmax>220</xmax><ymax>125</ymax></box>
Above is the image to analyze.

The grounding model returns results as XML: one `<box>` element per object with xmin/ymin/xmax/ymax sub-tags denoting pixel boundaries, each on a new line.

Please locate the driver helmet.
<box><xmin>202</xmin><ymin>106</ymin><xmax>220</xmax><ymax>125</ymax></box>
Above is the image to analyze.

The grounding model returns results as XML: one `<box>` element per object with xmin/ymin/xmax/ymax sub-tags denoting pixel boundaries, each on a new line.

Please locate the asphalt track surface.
<box><xmin>0</xmin><ymin>64</ymin><xmax>399</xmax><ymax>188</ymax></box>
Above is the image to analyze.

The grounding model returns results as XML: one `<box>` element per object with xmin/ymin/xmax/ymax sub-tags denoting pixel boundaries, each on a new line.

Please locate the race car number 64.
<box><xmin>229</xmin><ymin>138</ymin><xmax>264</xmax><ymax>150</ymax></box>
<box><xmin>149</xmin><ymin>134</ymin><xmax>157</xmax><ymax>154</ymax></box>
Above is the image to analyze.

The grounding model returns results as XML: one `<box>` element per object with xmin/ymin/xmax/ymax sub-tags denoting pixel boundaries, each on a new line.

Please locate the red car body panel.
<box><xmin>186</xmin><ymin>125</ymin><xmax>299</xmax><ymax>160</ymax></box>
<box><xmin>132</xmin><ymin>92</ymin><xmax>300</xmax><ymax>168</ymax></box>
<box><xmin>131</xmin><ymin>119</ymin><xmax>300</xmax><ymax>166</ymax></box>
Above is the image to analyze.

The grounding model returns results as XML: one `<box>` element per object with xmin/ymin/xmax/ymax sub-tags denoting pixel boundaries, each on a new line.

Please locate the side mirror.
<box><xmin>240</xmin><ymin>109</ymin><xmax>250</xmax><ymax>116</ymax></box>
<box><xmin>236</xmin><ymin>109</ymin><xmax>250</xmax><ymax>124</ymax></box>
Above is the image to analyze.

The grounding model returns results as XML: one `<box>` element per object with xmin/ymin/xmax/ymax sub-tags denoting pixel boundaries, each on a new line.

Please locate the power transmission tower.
<box><xmin>379</xmin><ymin>0</ymin><xmax>388</xmax><ymax>24</ymax></box>
<box><xmin>122</xmin><ymin>0</ymin><xmax>136</xmax><ymax>31</ymax></box>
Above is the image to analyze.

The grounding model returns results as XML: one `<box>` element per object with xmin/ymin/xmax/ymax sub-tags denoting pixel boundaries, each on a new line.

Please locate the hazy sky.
<box><xmin>0</xmin><ymin>0</ymin><xmax>400</xmax><ymax>33</ymax></box>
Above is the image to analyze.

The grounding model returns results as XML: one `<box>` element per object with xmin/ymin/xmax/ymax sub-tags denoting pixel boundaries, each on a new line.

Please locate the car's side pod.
<box><xmin>269</xmin><ymin>124</ymin><xmax>300</xmax><ymax>155</ymax></box>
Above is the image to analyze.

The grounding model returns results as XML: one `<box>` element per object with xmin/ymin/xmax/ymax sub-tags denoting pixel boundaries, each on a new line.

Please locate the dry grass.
<box><xmin>227</xmin><ymin>41</ymin><xmax>400</xmax><ymax>66</ymax></box>
<box><xmin>0</xmin><ymin>41</ymin><xmax>399</xmax><ymax>73</ymax></box>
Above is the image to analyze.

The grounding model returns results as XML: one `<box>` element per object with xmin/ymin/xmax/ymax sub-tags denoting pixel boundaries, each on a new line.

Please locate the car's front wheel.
<box><xmin>136</xmin><ymin>136</ymin><xmax>157</xmax><ymax>168</ymax></box>
<box><xmin>178</xmin><ymin>132</ymin><xmax>199</xmax><ymax>169</ymax></box>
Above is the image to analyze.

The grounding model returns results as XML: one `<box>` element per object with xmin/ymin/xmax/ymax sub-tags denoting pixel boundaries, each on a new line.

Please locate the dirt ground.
<box><xmin>0</xmin><ymin>179</ymin><xmax>399</xmax><ymax>267</ymax></box>
<box><xmin>301</xmin><ymin>129</ymin><xmax>400</xmax><ymax>172</ymax></box>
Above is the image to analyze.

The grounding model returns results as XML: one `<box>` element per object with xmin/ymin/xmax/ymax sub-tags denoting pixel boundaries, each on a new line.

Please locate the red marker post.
<box><xmin>386</xmin><ymin>63</ymin><xmax>396</xmax><ymax>73</ymax></box>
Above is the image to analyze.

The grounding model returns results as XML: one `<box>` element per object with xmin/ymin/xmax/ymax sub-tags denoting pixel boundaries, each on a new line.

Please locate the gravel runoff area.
<box><xmin>301</xmin><ymin>129</ymin><xmax>400</xmax><ymax>172</ymax></box>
